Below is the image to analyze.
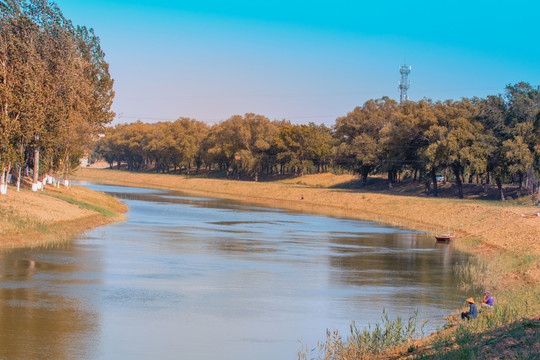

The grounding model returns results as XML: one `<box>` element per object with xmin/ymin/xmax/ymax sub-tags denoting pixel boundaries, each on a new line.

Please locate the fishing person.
<box><xmin>481</xmin><ymin>290</ymin><xmax>494</xmax><ymax>309</ymax></box>
<box><xmin>461</xmin><ymin>298</ymin><xmax>478</xmax><ymax>320</ymax></box>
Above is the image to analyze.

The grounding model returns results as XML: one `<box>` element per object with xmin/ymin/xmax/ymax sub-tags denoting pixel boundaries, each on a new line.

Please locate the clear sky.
<box><xmin>54</xmin><ymin>0</ymin><xmax>539</xmax><ymax>126</ymax></box>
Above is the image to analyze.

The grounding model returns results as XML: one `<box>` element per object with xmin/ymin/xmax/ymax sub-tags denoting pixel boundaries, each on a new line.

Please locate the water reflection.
<box><xmin>0</xmin><ymin>248</ymin><xmax>101</xmax><ymax>360</ymax></box>
<box><xmin>0</xmin><ymin>183</ymin><xmax>471</xmax><ymax>360</ymax></box>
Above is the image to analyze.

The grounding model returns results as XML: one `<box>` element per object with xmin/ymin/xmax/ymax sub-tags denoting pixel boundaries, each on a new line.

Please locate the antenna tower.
<box><xmin>398</xmin><ymin>64</ymin><xmax>411</xmax><ymax>103</ymax></box>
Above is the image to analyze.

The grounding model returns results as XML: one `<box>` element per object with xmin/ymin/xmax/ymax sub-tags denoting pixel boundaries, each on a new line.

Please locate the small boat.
<box><xmin>435</xmin><ymin>234</ymin><xmax>456</xmax><ymax>242</ymax></box>
<box><xmin>436</xmin><ymin>218</ymin><xmax>456</xmax><ymax>242</ymax></box>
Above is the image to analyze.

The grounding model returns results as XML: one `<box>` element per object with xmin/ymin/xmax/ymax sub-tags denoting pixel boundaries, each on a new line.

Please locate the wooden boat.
<box><xmin>435</xmin><ymin>234</ymin><xmax>456</xmax><ymax>242</ymax></box>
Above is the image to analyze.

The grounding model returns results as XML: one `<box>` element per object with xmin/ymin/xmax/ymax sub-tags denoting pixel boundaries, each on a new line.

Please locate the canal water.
<box><xmin>0</xmin><ymin>184</ymin><xmax>470</xmax><ymax>359</ymax></box>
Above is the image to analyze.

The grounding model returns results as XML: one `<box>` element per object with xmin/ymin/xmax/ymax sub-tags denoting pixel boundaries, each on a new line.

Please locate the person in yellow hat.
<box><xmin>461</xmin><ymin>298</ymin><xmax>478</xmax><ymax>320</ymax></box>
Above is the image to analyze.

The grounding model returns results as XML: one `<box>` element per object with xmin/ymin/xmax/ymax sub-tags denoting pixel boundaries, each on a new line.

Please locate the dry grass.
<box><xmin>281</xmin><ymin>173</ymin><xmax>358</xmax><ymax>188</ymax></box>
<box><xmin>0</xmin><ymin>181</ymin><xmax>127</xmax><ymax>249</ymax></box>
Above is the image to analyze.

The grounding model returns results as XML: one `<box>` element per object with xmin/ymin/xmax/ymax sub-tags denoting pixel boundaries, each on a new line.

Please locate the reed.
<box><xmin>298</xmin><ymin>310</ymin><xmax>428</xmax><ymax>360</ymax></box>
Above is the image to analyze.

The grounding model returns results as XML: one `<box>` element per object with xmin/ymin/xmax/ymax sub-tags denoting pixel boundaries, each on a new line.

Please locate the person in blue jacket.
<box><xmin>461</xmin><ymin>297</ymin><xmax>478</xmax><ymax>320</ymax></box>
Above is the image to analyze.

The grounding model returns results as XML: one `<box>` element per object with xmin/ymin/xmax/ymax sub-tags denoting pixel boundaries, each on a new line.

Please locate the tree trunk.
<box><xmin>361</xmin><ymin>168</ymin><xmax>369</xmax><ymax>186</ymax></box>
<box><xmin>453</xmin><ymin>165</ymin><xmax>464</xmax><ymax>199</ymax></box>
<box><xmin>537</xmin><ymin>182</ymin><xmax>540</xmax><ymax>207</ymax></box>
<box><xmin>431</xmin><ymin>169</ymin><xmax>438</xmax><ymax>197</ymax></box>
<box><xmin>495</xmin><ymin>176</ymin><xmax>505</xmax><ymax>201</ymax></box>
<box><xmin>33</xmin><ymin>144</ymin><xmax>40</xmax><ymax>187</ymax></box>
<box><xmin>1</xmin><ymin>167</ymin><xmax>5</xmax><ymax>196</ymax></box>
<box><xmin>17</xmin><ymin>165</ymin><xmax>21</xmax><ymax>191</ymax></box>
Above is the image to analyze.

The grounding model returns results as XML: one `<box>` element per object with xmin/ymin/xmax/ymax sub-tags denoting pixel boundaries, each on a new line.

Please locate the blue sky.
<box><xmin>54</xmin><ymin>0</ymin><xmax>539</xmax><ymax>125</ymax></box>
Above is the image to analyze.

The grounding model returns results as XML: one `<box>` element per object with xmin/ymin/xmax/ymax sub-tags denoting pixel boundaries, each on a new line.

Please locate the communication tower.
<box><xmin>398</xmin><ymin>64</ymin><xmax>411</xmax><ymax>103</ymax></box>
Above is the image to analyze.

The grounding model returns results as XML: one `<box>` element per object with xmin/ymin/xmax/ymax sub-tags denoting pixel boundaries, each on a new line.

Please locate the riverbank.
<box><xmin>0</xmin><ymin>182</ymin><xmax>127</xmax><ymax>249</ymax></box>
<box><xmin>74</xmin><ymin>168</ymin><xmax>539</xmax><ymax>358</ymax></box>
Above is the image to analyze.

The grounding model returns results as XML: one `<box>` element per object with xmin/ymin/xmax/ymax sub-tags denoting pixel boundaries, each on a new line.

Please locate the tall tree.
<box><xmin>335</xmin><ymin>97</ymin><xmax>397</xmax><ymax>185</ymax></box>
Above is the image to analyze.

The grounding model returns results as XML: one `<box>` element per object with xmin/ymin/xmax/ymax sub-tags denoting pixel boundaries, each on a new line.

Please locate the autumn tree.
<box><xmin>430</xmin><ymin>99</ymin><xmax>480</xmax><ymax>198</ymax></box>
<box><xmin>170</xmin><ymin>118</ymin><xmax>208</xmax><ymax>174</ymax></box>
<box><xmin>0</xmin><ymin>0</ymin><xmax>114</xmax><ymax>192</ymax></box>
<box><xmin>477</xmin><ymin>83</ymin><xmax>540</xmax><ymax>200</ymax></box>
<box><xmin>335</xmin><ymin>97</ymin><xmax>398</xmax><ymax>185</ymax></box>
<box><xmin>206</xmin><ymin>114</ymin><xmax>277</xmax><ymax>181</ymax></box>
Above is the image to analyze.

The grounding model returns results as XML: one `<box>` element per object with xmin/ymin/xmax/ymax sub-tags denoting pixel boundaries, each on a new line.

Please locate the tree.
<box><xmin>432</xmin><ymin>99</ymin><xmax>480</xmax><ymax>199</ymax></box>
<box><xmin>477</xmin><ymin>84</ymin><xmax>539</xmax><ymax>200</ymax></box>
<box><xmin>272</xmin><ymin>124</ymin><xmax>317</xmax><ymax>176</ymax></box>
<box><xmin>0</xmin><ymin>0</ymin><xmax>115</xmax><ymax>192</ymax></box>
<box><xmin>335</xmin><ymin>97</ymin><xmax>397</xmax><ymax>185</ymax></box>
<box><xmin>387</xmin><ymin>99</ymin><xmax>437</xmax><ymax>186</ymax></box>
<box><xmin>207</xmin><ymin>114</ymin><xmax>277</xmax><ymax>181</ymax></box>
<box><xmin>170</xmin><ymin>118</ymin><xmax>208</xmax><ymax>174</ymax></box>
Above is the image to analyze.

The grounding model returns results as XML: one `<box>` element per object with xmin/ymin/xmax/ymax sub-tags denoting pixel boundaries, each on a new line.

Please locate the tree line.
<box><xmin>0</xmin><ymin>0</ymin><xmax>114</xmax><ymax>192</ymax></box>
<box><xmin>95</xmin><ymin>83</ymin><xmax>539</xmax><ymax>201</ymax></box>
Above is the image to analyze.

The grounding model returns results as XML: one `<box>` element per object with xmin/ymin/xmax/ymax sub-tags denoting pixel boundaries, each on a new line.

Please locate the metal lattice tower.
<box><xmin>398</xmin><ymin>64</ymin><xmax>411</xmax><ymax>103</ymax></box>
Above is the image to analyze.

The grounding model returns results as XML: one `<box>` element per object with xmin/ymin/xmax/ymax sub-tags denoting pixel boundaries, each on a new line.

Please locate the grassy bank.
<box><xmin>0</xmin><ymin>181</ymin><xmax>127</xmax><ymax>249</ymax></box>
<box><xmin>74</xmin><ymin>168</ymin><xmax>539</xmax><ymax>358</ymax></box>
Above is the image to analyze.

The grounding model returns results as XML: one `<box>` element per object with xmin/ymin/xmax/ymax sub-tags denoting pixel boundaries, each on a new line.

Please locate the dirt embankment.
<box><xmin>0</xmin><ymin>182</ymin><xmax>127</xmax><ymax>249</ymax></box>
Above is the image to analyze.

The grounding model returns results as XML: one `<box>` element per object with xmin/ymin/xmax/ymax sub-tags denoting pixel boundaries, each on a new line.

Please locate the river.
<box><xmin>0</xmin><ymin>183</ymin><xmax>470</xmax><ymax>359</ymax></box>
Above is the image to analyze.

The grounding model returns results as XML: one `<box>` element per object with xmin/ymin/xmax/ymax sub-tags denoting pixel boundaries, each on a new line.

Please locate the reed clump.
<box><xmin>298</xmin><ymin>310</ymin><xmax>428</xmax><ymax>360</ymax></box>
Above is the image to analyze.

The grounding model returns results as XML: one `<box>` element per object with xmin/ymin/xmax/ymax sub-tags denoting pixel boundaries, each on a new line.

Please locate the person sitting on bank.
<box><xmin>482</xmin><ymin>290</ymin><xmax>494</xmax><ymax>309</ymax></box>
<box><xmin>461</xmin><ymin>297</ymin><xmax>478</xmax><ymax>320</ymax></box>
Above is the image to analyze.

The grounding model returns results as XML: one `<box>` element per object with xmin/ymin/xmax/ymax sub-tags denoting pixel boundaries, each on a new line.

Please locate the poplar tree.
<box><xmin>0</xmin><ymin>0</ymin><xmax>114</xmax><ymax>193</ymax></box>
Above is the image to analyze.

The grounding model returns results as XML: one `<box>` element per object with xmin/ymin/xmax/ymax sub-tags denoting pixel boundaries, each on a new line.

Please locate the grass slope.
<box><xmin>0</xmin><ymin>181</ymin><xmax>127</xmax><ymax>249</ymax></box>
